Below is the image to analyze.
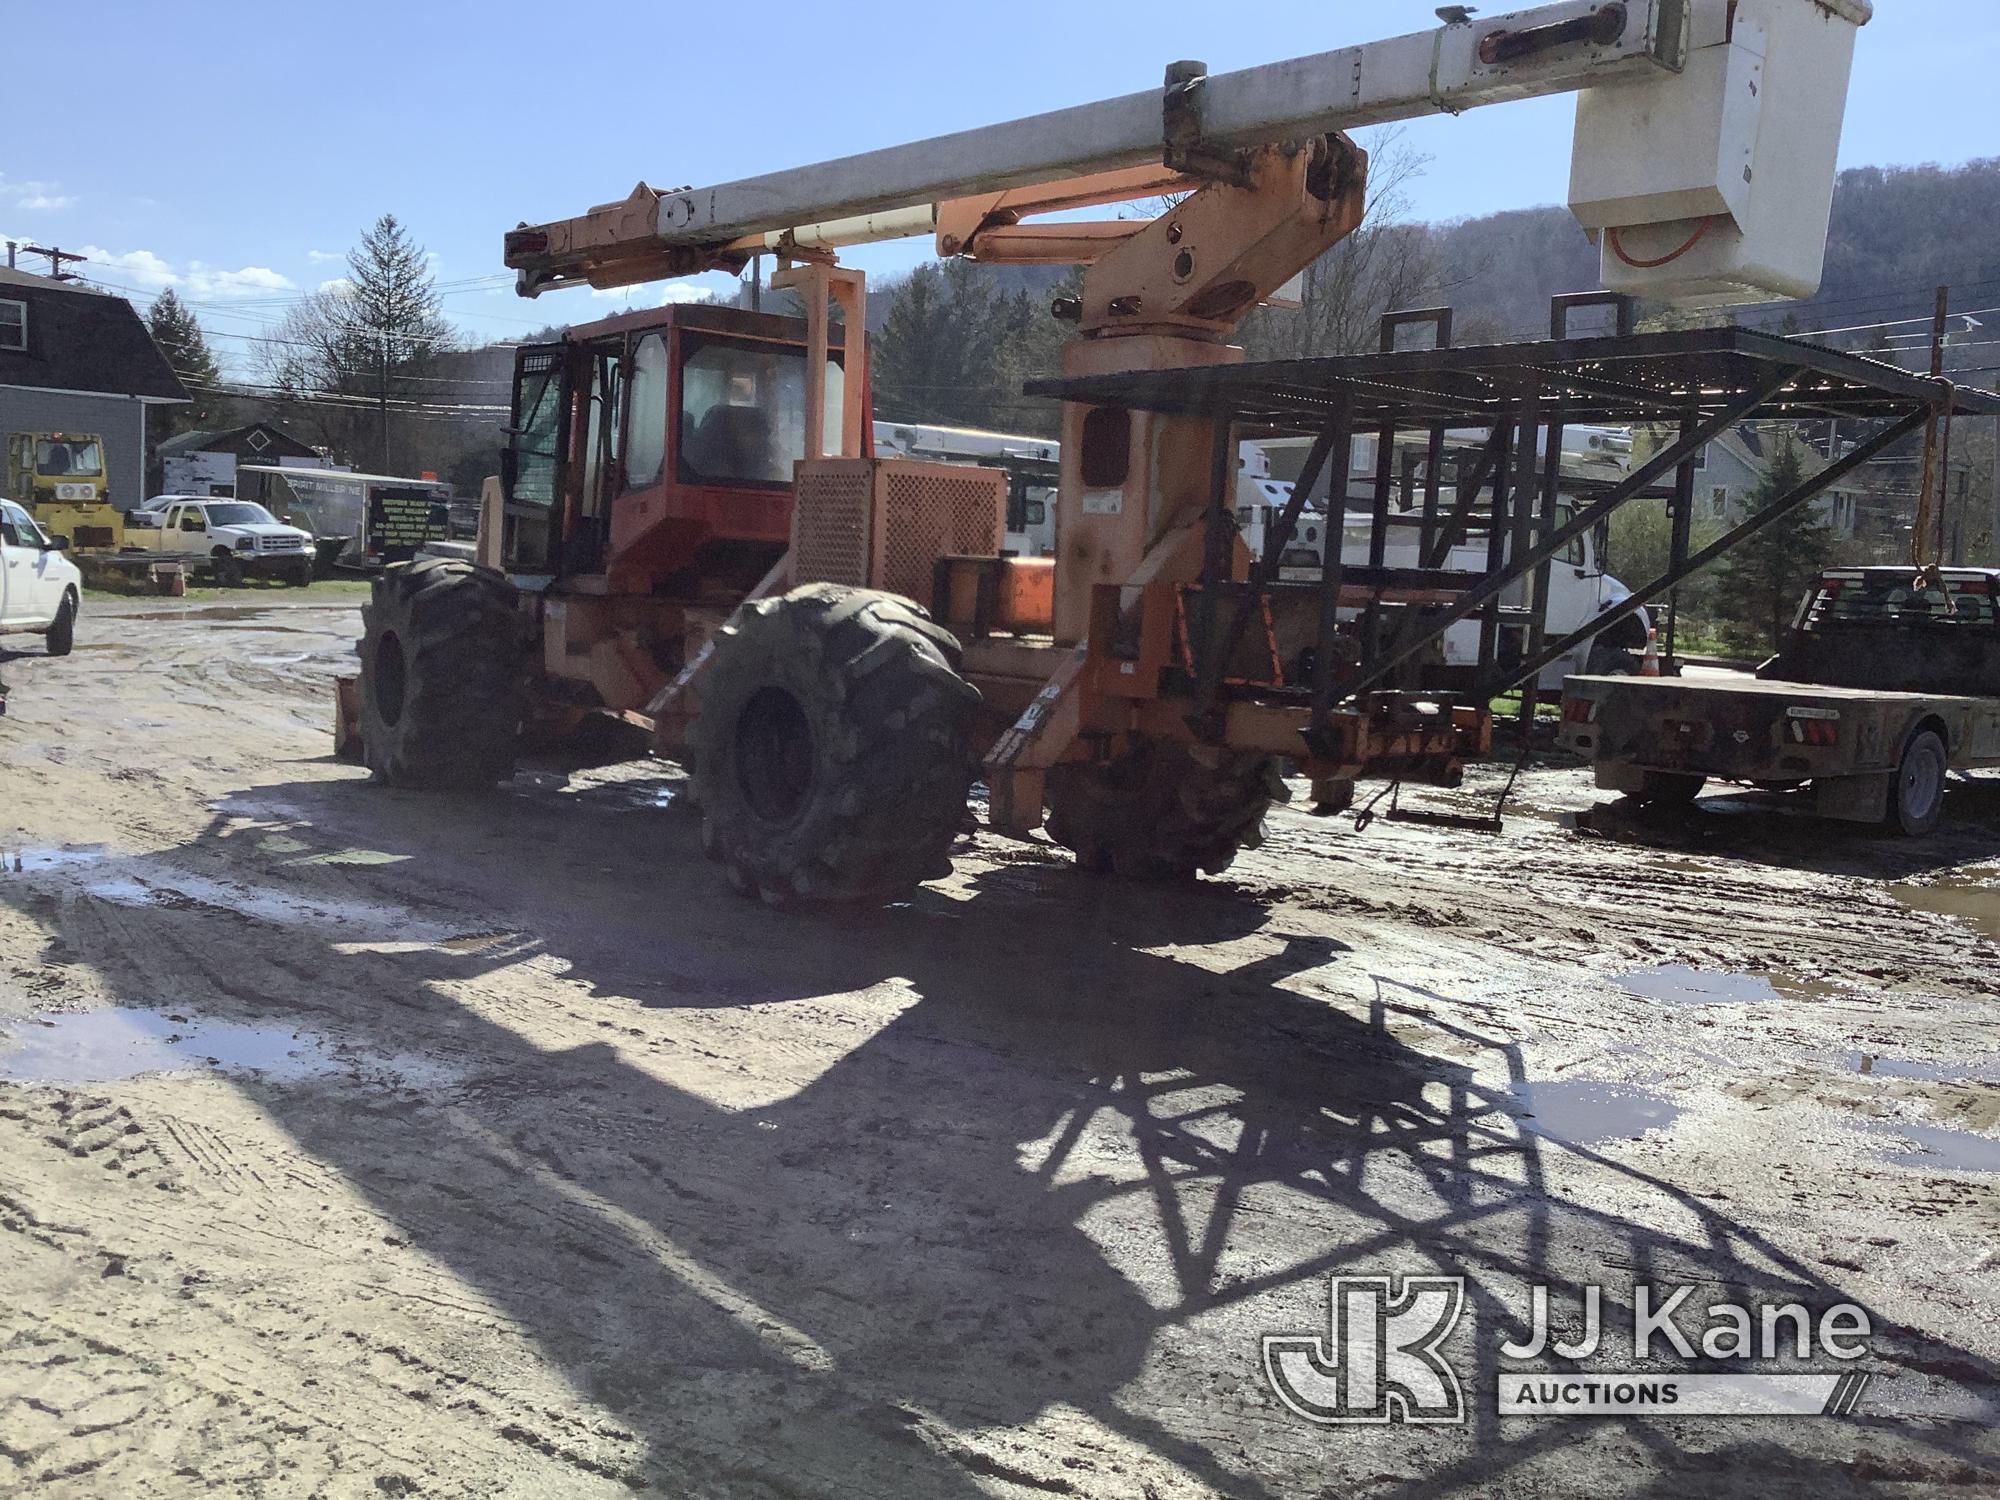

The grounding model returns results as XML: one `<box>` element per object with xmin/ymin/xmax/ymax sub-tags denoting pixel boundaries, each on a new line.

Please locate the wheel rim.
<box><xmin>1903</xmin><ymin>744</ymin><xmax>1943</xmax><ymax>820</ymax></box>
<box><xmin>373</xmin><ymin>630</ymin><xmax>408</xmax><ymax>727</ymax></box>
<box><xmin>735</xmin><ymin>685</ymin><xmax>815</xmax><ymax>824</ymax></box>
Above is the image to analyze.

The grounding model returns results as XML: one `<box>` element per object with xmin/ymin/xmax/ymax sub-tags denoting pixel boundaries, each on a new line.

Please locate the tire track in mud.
<box><xmin>1</xmin><ymin>1102</ymin><xmax>666</xmax><ymax>1496</ymax></box>
<box><xmin>1240</xmin><ymin>807</ymin><xmax>1998</xmax><ymax>998</ymax></box>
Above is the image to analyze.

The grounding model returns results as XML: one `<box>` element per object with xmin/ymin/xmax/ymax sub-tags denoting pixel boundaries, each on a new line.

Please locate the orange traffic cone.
<box><xmin>1640</xmin><ymin>627</ymin><xmax>1662</xmax><ymax>677</ymax></box>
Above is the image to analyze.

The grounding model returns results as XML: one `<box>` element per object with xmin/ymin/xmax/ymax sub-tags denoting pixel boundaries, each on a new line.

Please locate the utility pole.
<box><xmin>378</xmin><ymin>332</ymin><xmax>391</xmax><ymax>475</ymax></box>
<box><xmin>21</xmin><ymin>244</ymin><xmax>85</xmax><ymax>280</ymax></box>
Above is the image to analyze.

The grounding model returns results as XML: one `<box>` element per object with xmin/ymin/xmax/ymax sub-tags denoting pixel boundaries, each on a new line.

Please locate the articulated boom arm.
<box><xmin>503</xmin><ymin>0</ymin><xmax>1690</xmax><ymax>299</ymax></box>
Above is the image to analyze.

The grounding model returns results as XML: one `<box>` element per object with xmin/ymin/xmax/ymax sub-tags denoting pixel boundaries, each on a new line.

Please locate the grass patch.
<box><xmin>1487</xmin><ymin>691</ymin><xmax>1561</xmax><ymax>720</ymax></box>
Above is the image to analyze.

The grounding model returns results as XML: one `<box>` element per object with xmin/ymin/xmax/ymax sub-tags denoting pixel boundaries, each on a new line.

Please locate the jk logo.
<box><xmin>1263</xmin><ymin>1275</ymin><xmax>1467</xmax><ymax>1425</ymax></box>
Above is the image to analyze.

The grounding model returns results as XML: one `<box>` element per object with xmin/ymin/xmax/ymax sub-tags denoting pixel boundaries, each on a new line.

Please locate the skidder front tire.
<box><xmin>359</xmin><ymin>558</ymin><xmax>521</xmax><ymax>789</ymax></box>
<box><xmin>690</xmin><ymin>584</ymin><xmax>979</xmax><ymax>906</ymax></box>
<box><xmin>1047</xmin><ymin>739</ymin><xmax>1286</xmax><ymax>881</ymax></box>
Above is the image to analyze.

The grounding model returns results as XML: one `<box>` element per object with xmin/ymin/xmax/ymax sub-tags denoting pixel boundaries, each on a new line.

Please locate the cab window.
<box><xmin>35</xmin><ymin>438</ymin><xmax>103</xmax><ymax>476</ymax></box>
<box><xmin>180</xmin><ymin>507</ymin><xmax>207</xmax><ymax>532</ymax></box>
<box><xmin>621</xmin><ymin>332</ymin><xmax>669</xmax><ymax>492</ymax></box>
<box><xmin>2</xmin><ymin>503</ymin><xmax>44</xmax><ymax>547</ymax></box>
<box><xmin>1556</xmin><ymin>503</ymin><xmax>1586</xmax><ymax>567</ymax></box>
<box><xmin>678</xmin><ymin>334</ymin><xmax>843</xmax><ymax>488</ymax></box>
<box><xmin>505</xmin><ymin>348</ymin><xmax>564</xmax><ymax>509</ymax></box>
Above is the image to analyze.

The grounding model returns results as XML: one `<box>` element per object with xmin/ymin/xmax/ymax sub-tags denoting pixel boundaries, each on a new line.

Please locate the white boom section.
<box><xmin>651</xmin><ymin>0</ymin><xmax>1686</xmax><ymax>252</ymax></box>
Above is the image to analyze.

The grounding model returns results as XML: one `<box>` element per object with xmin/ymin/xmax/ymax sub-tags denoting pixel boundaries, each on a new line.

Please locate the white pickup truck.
<box><xmin>124</xmin><ymin>498</ymin><xmax>315</xmax><ymax>586</ymax></box>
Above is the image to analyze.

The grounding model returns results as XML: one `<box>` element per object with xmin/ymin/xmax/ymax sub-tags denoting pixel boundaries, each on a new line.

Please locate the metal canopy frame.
<box><xmin>1029</xmin><ymin>321</ymin><xmax>1998</xmax><ymax>740</ymax></box>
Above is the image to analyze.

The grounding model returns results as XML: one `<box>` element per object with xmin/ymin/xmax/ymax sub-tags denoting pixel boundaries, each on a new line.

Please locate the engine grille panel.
<box><xmin>792</xmin><ymin>458</ymin><xmax>1003</xmax><ymax>604</ymax></box>
<box><xmin>879</xmin><ymin>464</ymin><xmax>1004</xmax><ymax>605</ymax></box>
<box><xmin>792</xmin><ymin>459</ymin><xmax>874</xmax><ymax>590</ymax></box>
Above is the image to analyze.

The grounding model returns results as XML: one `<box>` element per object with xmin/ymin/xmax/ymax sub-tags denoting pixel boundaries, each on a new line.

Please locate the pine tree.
<box><xmin>344</xmin><ymin>214</ymin><xmax>452</xmax><ymax>370</ymax></box>
<box><xmin>148</xmin><ymin>288</ymin><xmax>220</xmax><ymax>393</ymax></box>
<box><xmin>872</xmin><ymin>263</ymin><xmax>1004</xmax><ymax>428</ymax></box>
<box><xmin>144</xmin><ymin>288</ymin><xmax>224</xmax><ymax>444</ymax></box>
<box><xmin>1713</xmin><ymin>436</ymin><xmax>1835</xmax><ymax>651</ymax></box>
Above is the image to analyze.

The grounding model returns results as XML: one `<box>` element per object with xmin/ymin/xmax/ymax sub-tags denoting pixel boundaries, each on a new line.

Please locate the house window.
<box><xmin>1709</xmin><ymin>486</ymin><xmax>1730</xmax><ymax>519</ymax></box>
<box><xmin>0</xmin><ymin>299</ymin><xmax>24</xmax><ymax>352</ymax></box>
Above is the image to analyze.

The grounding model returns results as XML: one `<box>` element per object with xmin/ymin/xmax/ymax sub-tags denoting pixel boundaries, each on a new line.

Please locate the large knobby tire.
<box><xmin>1888</xmin><ymin>728</ymin><xmax>1947</xmax><ymax>837</ymax></box>
<box><xmin>1046</xmin><ymin>740</ymin><xmax>1286</xmax><ymax>880</ymax></box>
<box><xmin>359</xmin><ymin>559</ymin><xmax>521</xmax><ymax>789</ymax></box>
<box><xmin>45</xmin><ymin>591</ymin><xmax>75</xmax><ymax>657</ymax></box>
<box><xmin>690</xmin><ymin>584</ymin><xmax>979</xmax><ymax>906</ymax></box>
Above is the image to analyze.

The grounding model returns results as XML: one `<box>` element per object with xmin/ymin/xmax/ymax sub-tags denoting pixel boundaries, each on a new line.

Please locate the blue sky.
<box><xmin>3</xmin><ymin>0</ymin><xmax>1992</xmax><ymax>367</ymax></box>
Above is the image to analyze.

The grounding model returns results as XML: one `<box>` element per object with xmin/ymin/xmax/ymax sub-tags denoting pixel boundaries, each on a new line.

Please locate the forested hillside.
<box><xmin>863</xmin><ymin>156</ymin><xmax>2000</xmax><ymax>436</ymax></box>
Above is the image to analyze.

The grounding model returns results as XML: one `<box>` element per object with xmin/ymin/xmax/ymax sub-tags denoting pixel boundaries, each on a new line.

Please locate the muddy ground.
<box><xmin>1</xmin><ymin>594</ymin><xmax>1996</xmax><ymax>1499</ymax></box>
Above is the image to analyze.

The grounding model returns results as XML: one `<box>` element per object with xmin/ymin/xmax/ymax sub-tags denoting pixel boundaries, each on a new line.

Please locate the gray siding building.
<box><xmin>0</xmin><ymin>267</ymin><xmax>187</xmax><ymax>510</ymax></box>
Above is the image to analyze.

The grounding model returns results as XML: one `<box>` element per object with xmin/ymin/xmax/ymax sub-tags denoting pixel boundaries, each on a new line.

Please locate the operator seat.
<box><xmin>686</xmin><ymin>404</ymin><xmax>778</xmax><ymax>483</ymax></box>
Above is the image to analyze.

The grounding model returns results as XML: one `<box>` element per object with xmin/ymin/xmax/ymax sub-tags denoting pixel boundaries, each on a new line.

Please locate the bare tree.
<box><xmin>1240</xmin><ymin>127</ymin><xmax>1443</xmax><ymax>360</ymax></box>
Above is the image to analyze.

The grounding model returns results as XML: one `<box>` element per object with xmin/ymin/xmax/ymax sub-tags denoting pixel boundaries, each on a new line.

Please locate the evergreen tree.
<box><xmin>872</xmin><ymin>262</ymin><xmax>1004</xmax><ymax>428</ymax></box>
<box><xmin>1713</xmin><ymin>437</ymin><xmax>1835</xmax><ymax>651</ymax></box>
<box><xmin>344</xmin><ymin>214</ymin><xmax>452</xmax><ymax>371</ymax></box>
<box><xmin>148</xmin><ymin>288</ymin><xmax>220</xmax><ymax>393</ymax></box>
<box><xmin>263</xmin><ymin>214</ymin><xmax>456</xmax><ymax>470</ymax></box>
<box><xmin>146</xmin><ymin>289</ymin><xmax>223</xmax><ymax>441</ymax></box>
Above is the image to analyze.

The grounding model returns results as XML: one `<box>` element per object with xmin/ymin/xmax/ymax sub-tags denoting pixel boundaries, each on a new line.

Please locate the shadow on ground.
<box><xmin>7</xmin><ymin>761</ymin><xmax>1996</xmax><ymax>1495</ymax></box>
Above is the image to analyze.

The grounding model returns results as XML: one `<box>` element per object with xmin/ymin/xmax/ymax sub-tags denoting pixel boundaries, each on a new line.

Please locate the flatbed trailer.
<box><xmin>72</xmin><ymin>550</ymin><xmax>200</xmax><ymax>593</ymax></box>
<box><xmin>1561</xmin><ymin>568</ymin><xmax>2000</xmax><ymax>835</ymax></box>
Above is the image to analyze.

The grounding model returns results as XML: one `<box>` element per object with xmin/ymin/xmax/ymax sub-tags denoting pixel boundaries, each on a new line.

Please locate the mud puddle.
<box><xmin>0</xmin><ymin>1008</ymin><xmax>335</xmax><ymax>1084</ymax></box>
<box><xmin>0</xmin><ymin>1007</ymin><xmax>457</xmax><ymax>1089</ymax></box>
<box><xmin>116</xmin><ymin>606</ymin><xmax>311</xmax><ymax>625</ymax></box>
<box><xmin>1617</xmin><ymin>963</ymin><xmax>1778</xmax><ymax>1005</ymax></box>
<box><xmin>1853</xmin><ymin>1053</ymin><xmax>2000</xmax><ymax>1084</ymax></box>
<box><xmin>0</xmin><ymin>845</ymin><xmax>111</xmax><ymax>873</ymax></box>
<box><xmin>1863</xmin><ymin>1119</ymin><xmax>2000</xmax><ymax>1174</ymax></box>
<box><xmin>83</xmin><ymin>868</ymin><xmax>455</xmax><ymax>940</ymax></box>
<box><xmin>1892</xmin><ymin>868</ymin><xmax>2000</xmax><ymax>945</ymax></box>
<box><xmin>1513</xmin><ymin>1079</ymin><xmax>1683</xmax><ymax>1147</ymax></box>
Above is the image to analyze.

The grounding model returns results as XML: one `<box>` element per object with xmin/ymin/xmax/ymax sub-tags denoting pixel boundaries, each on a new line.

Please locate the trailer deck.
<box><xmin>1030</xmin><ymin>320</ymin><xmax>2000</xmax><ymax>746</ymax></box>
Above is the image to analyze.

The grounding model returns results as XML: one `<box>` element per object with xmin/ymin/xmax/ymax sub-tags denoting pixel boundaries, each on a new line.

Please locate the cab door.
<box><xmin>0</xmin><ymin>502</ymin><xmax>27</xmax><ymax>626</ymax></box>
<box><xmin>172</xmin><ymin>503</ymin><xmax>210</xmax><ymax>549</ymax></box>
<box><xmin>0</xmin><ymin>501</ymin><xmax>58</xmax><ymax>627</ymax></box>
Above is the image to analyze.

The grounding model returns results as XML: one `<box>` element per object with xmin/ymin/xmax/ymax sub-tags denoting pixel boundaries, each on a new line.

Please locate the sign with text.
<box><xmin>367</xmin><ymin>485</ymin><xmax>448</xmax><ymax>563</ymax></box>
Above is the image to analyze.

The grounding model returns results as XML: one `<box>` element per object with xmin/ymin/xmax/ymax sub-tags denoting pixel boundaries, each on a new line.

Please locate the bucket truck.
<box><xmin>343</xmin><ymin>0</ymin><xmax>1873</xmax><ymax>903</ymax></box>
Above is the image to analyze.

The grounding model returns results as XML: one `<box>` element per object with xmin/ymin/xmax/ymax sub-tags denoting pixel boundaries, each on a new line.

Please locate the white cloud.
<box><xmin>318</xmin><ymin>276</ymin><xmax>354</xmax><ymax>295</ymax></box>
<box><xmin>587</xmin><ymin>277</ymin><xmax>718</xmax><ymax>306</ymax></box>
<box><xmin>79</xmin><ymin>246</ymin><xmax>178</xmax><ymax>289</ymax></box>
<box><xmin>306</xmin><ymin>249</ymin><xmax>342</xmax><ymax>264</ymax></box>
<box><xmin>74</xmin><ymin>244</ymin><xmax>296</xmax><ymax>301</ymax></box>
<box><xmin>0</xmin><ymin>176</ymin><xmax>74</xmax><ymax>212</ymax></box>
<box><xmin>186</xmin><ymin>262</ymin><xmax>294</xmax><ymax>298</ymax></box>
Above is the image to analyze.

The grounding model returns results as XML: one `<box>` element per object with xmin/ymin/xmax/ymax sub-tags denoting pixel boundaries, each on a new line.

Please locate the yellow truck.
<box><xmin>6</xmin><ymin>432</ymin><xmax>108</xmax><ymax>505</ymax></box>
<box><xmin>5</xmin><ymin>433</ymin><xmax>126</xmax><ymax>551</ymax></box>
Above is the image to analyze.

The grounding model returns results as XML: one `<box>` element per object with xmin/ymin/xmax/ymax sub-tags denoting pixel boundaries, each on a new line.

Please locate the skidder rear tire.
<box><xmin>359</xmin><ymin>558</ymin><xmax>521</xmax><ymax>789</ymax></box>
<box><xmin>690</xmin><ymin>584</ymin><xmax>979</xmax><ymax>905</ymax></box>
<box><xmin>1046</xmin><ymin>739</ymin><xmax>1286</xmax><ymax>881</ymax></box>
